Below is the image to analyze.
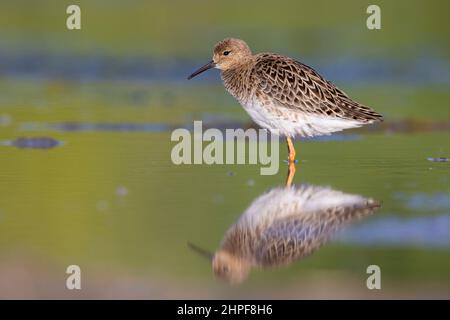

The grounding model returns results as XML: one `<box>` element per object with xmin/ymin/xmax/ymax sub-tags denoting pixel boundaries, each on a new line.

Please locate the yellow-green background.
<box><xmin>0</xmin><ymin>0</ymin><xmax>449</xmax><ymax>298</ymax></box>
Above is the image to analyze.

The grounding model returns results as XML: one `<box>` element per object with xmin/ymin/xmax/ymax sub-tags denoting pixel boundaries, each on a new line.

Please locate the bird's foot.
<box><xmin>283</xmin><ymin>159</ymin><xmax>299</xmax><ymax>165</ymax></box>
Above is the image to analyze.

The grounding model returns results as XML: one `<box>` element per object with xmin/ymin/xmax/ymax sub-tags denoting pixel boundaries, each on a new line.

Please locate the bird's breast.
<box><xmin>221</xmin><ymin>69</ymin><xmax>253</xmax><ymax>105</ymax></box>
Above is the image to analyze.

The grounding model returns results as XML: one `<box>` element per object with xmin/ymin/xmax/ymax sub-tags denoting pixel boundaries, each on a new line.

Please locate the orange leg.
<box><xmin>286</xmin><ymin>137</ymin><xmax>297</xmax><ymax>187</ymax></box>
<box><xmin>286</xmin><ymin>137</ymin><xmax>296</xmax><ymax>163</ymax></box>
<box><xmin>286</xmin><ymin>161</ymin><xmax>296</xmax><ymax>187</ymax></box>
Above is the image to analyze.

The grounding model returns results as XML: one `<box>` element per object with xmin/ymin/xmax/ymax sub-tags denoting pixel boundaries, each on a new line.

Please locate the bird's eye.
<box><xmin>223</xmin><ymin>51</ymin><xmax>231</xmax><ymax>56</ymax></box>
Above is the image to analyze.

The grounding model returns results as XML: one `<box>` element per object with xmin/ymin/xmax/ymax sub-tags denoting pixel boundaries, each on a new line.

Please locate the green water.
<box><xmin>0</xmin><ymin>79</ymin><xmax>449</xmax><ymax>298</ymax></box>
<box><xmin>0</xmin><ymin>0</ymin><xmax>449</xmax><ymax>299</ymax></box>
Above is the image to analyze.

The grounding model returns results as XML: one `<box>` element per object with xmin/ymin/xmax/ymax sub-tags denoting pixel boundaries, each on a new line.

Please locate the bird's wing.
<box><xmin>255</xmin><ymin>216</ymin><xmax>329</xmax><ymax>267</ymax></box>
<box><xmin>252</xmin><ymin>53</ymin><xmax>383</xmax><ymax>122</ymax></box>
<box><xmin>255</xmin><ymin>198</ymin><xmax>380</xmax><ymax>266</ymax></box>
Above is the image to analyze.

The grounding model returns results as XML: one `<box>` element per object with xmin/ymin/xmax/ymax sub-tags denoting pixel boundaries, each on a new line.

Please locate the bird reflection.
<box><xmin>189</xmin><ymin>184</ymin><xmax>381</xmax><ymax>284</ymax></box>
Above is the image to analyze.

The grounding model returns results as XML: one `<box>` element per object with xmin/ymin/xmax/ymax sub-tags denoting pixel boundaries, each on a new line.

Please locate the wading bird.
<box><xmin>188</xmin><ymin>38</ymin><xmax>383</xmax><ymax>186</ymax></box>
<box><xmin>189</xmin><ymin>184</ymin><xmax>380</xmax><ymax>284</ymax></box>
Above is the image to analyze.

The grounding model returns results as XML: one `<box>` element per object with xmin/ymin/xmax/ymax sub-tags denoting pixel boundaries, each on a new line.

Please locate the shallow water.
<box><xmin>1</xmin><ymin>0</ymin><xmax>450</xmax><ymax>300</ymax></box>
<box><xmin>0</xmin><ymin>77</ymin><xmax>449</xmax><ymax>298</ymax></box>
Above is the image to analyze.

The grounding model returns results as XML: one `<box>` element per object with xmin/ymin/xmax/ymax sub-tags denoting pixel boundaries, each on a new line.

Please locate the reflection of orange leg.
<box><xmin>287</xmin><ymin>137</ymin><xmax>296</xmax><ymax>163</ymax></box>
<box><xmin>286</xmin><ymin>137</ymin><xmax>297</xmax><ymax>187</ymax></box>
<box><xmin>286</xmin><ymin>161</ymin><xmax>296</xmax><ymax>187</ymax></box>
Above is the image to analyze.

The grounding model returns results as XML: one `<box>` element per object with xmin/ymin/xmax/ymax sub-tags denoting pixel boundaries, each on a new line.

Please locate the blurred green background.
<box><xmin>0</xmin><ymin>0</ymin><xmax>449</xmax><ymax>298</ymax></box>
<box><xmin>1</xmin><ymin>0</ymin><xmax>449</xmax><ymax>58</ymax></box>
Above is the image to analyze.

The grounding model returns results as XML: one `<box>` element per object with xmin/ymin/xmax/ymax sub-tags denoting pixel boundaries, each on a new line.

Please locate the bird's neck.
<box><xmin>221</xmin><ymin>225</ymin><xmax>265</xmax><ymax>266</ymax></box>
<box><xmin>221</xmin><ymin>63</ymin><xmax>253</xmax><ymax>103</ymax></box>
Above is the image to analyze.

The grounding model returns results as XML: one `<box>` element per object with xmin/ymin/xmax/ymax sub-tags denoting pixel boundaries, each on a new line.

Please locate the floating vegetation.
<box><xmin>427</xmin><ymin>157</ymin><xmax>450</xmax><ymax>163</ymax></box>
<box><xmin>52</xmin><ymin>122</ymin><xmax>174</xmax><ymax>133</ymax></box>
<box><xmin>1</xmin><ymin>137</ymin><xmax>63</xmax><ymax>149</ymax></box>
<box><xmin>20</xmin><ymin>122</ymin><xmax>173</xmax><ymax>133</ymax></box>
<box><xmin>16</xmin><ymin>119</ymin><xmax>450</xmax><ymax>138</ymax></box>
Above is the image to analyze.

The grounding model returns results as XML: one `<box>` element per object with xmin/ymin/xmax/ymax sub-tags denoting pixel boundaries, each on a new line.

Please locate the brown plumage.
<box><xmin>211</xmin><ymin>184</ymin><xmax>381</xmax><ymax>284</ymax></box>
<box><xmin>188</xmin><ymin>38</ymin><xmax>383</xmax><ymax>163</ymax></box>
<box><xmin>251</xmin><ymin>53</ymin><xmax>383</xmax><ymax>122</ymax></box>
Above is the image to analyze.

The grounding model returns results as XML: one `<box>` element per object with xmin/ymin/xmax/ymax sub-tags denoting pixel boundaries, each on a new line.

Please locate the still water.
<box><xmin>1</xmin><ymin>0</ymin><xmax>449</xmax><ymax>299</ymax></box>
<box><xmin>0</xmin><ymin>76</ymin><xmax>449</xmax><ymax>298</ymax></box>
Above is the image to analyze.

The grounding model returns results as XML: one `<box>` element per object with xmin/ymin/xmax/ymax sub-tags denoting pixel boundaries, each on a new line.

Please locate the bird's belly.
<box><xmin>240</xmin><ymin>99</ymin><xmax>280</xmax><ymax>132</ymax></box>
<box><xmin>239</xmin><ymin>98</ymin><xmax>364</xmax><ymax>138</ymax></box>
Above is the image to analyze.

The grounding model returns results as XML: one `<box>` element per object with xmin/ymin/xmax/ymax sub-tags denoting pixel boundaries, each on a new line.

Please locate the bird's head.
<box><xmin>212</xmin><ymin>250</ymin><xmax>250</xmax><ymax>284</ymax></box>
<box><xmin>188</xmin><ymin>38</ymin><xmax>252</xmax><ymax>79</ymax></box>
<box><xmin>212</xmin><ymin>38</ymin><xmax>252</xmax><ymax>70</ymax></box>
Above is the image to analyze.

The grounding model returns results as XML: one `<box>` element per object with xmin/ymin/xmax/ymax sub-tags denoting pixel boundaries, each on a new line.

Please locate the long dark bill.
<box><xmin>187</xmin><ymin>60</ymin><xmax>215</xmax><ymax>80</ymax></box>
<box><xmin>187</xmin><ymin>242</ymin><xmax>214</xmax><ymax>260</ymax></box>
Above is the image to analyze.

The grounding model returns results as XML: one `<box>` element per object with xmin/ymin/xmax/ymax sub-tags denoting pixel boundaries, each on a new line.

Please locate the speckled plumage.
<box><xmin>212</xmin><ymin>184</ymin><xmax>380</xmax><ymax>283</ymax></box>
<box><xmin>190</xmin><ymin>38</ymin><xmax>383</xmax><ymax>138</ymax></box>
